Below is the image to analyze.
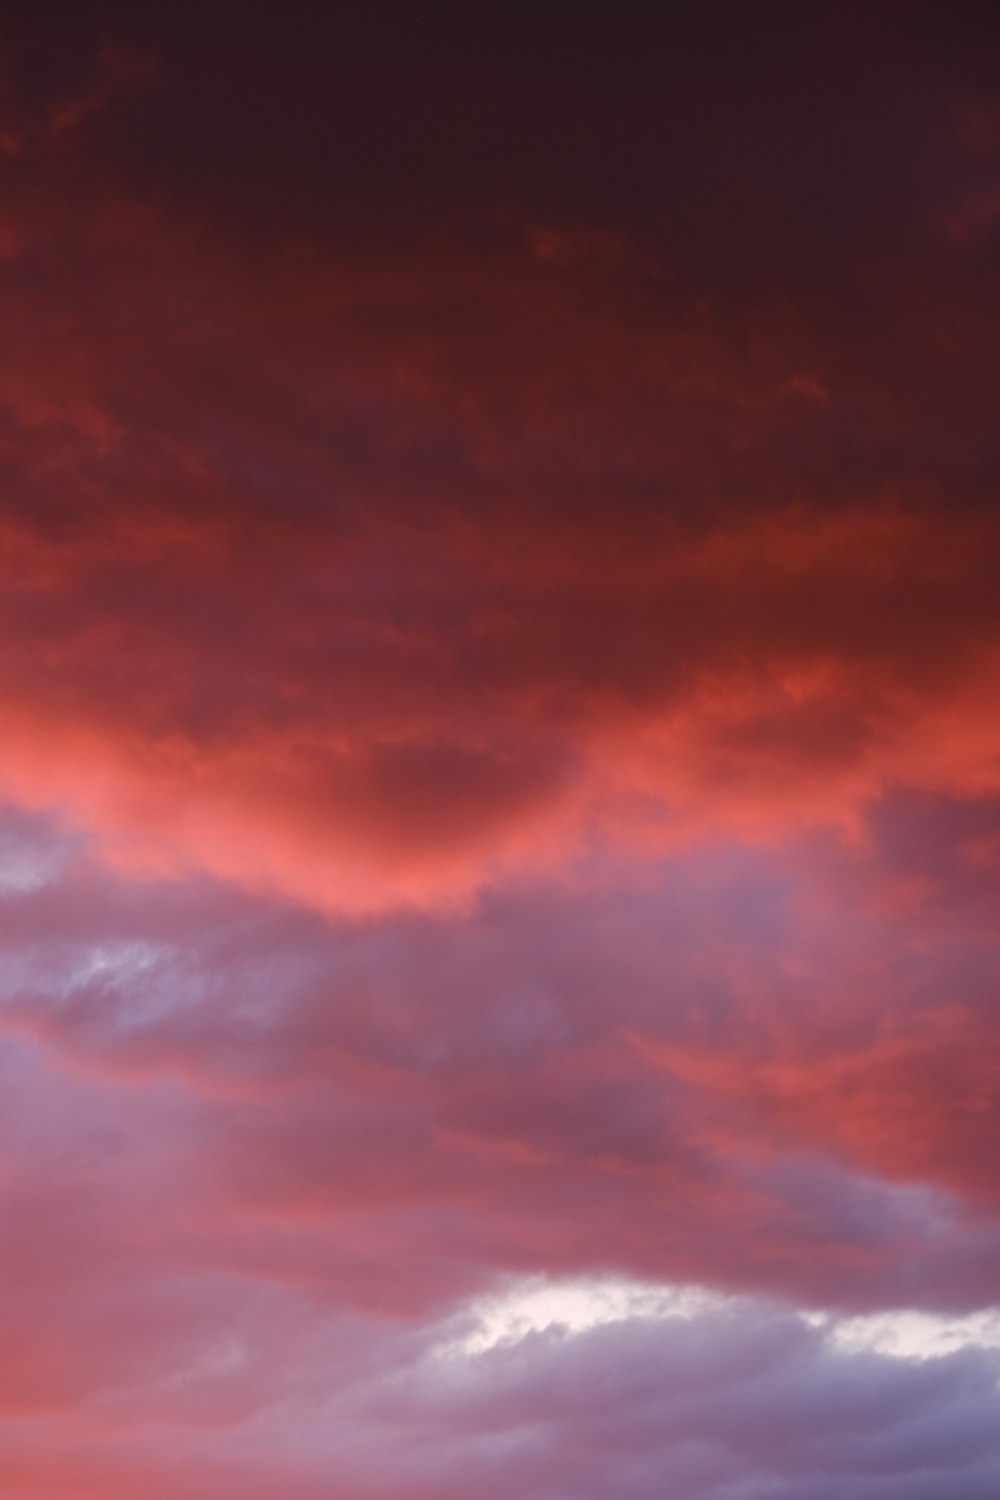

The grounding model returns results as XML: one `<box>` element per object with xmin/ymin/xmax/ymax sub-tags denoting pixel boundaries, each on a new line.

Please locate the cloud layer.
<box><xmin>1</xmin><ymin>3</ymin><xmax>999</xmax><ymax>1495</ymax></box>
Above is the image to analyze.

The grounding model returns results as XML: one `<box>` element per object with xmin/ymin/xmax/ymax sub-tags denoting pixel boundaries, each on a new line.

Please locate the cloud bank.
<box><xmin>1</xmin><ymin>3</ymin><xmax>999</xmax><ymax>1495</ymax></box>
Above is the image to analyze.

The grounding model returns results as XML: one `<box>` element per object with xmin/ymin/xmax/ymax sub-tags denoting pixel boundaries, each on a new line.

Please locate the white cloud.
<box><xmin>822</xmin><ymin>1306</ymin><xmax>1000</xmax><ymax>1361</ymax></box>
<box><xmin>451</xmin><ymin>1275</ymin><xmax>732</xmax><ymax>1354</ymax></box>
<box><xmin>448</xmin><ymin>1274</ymin><xmax>1000</xmax><ymax>1367</ymax></box>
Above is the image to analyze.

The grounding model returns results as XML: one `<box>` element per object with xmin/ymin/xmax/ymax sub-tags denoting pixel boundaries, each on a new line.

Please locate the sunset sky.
<box><xmin>1</xmin><ymin>3</ymin><xmax>1000</xmax><ymax>1496</ymax></box>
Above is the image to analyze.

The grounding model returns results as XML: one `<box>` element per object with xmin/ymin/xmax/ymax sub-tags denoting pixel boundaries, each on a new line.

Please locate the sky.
<box><xmin>1</xmin><ymin>2</ymin><xmax>999</xmax><ymax>1495</ymax></box>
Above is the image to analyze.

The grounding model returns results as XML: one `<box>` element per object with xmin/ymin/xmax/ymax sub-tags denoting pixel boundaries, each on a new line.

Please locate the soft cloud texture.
<box><xmin>1</xmin><ymin>3</ymin><xmax>999</xmax><ymax>1496</ymax></box>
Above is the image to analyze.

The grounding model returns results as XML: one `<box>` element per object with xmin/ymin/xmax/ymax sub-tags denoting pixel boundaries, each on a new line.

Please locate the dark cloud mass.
<box><xmin>0</xmin><ymin>3</ymin><xmax>999</xmax><ymax>1496</ymax></box>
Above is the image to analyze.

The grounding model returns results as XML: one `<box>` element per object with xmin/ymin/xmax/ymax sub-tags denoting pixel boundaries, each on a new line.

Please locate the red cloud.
<box><xmin>0</xmin><ymin>178</ymin><xmax>998</xmax><ymax>911</ymax></box>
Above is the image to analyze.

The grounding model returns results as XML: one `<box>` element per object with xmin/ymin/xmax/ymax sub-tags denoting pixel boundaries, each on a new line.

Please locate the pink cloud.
<box><xmin>1</xmin><ymin>7</ymin><xmax>999</xmax><ymax>1493</ymax></box>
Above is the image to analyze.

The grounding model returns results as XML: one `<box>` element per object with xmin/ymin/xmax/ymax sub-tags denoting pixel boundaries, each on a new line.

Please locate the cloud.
<box><xmin>0</xmin><ymin>168</ymin><xmax>998</xmax><ymax>910</ymax></box>
<box><xmin>0</xmin><ymin>7</ymin><xmax>998</xmax><ymax>1495</ymax></box>
<box><xmin>3</xmin><ymin>818</ymin><xmax>999</xmax><ymax>1321</ymax></box>
<box><xmin>0</xmin><ymin>1257</ymin><xmax>998</xmax><ymax>1499</ymax></box>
